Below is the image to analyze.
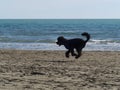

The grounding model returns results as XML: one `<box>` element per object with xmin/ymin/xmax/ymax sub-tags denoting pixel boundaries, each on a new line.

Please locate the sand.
<box><xmin>0</xmin><ymin>50</ymin><xmax>120</xmax><ymax>90</ymax></box>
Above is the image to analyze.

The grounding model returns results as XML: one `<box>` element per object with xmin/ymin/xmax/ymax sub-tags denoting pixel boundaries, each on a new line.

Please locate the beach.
<box><xmin>0</xmin><ymin>50</ymin><xmax>120</xmax><ymax>90</ymax></box>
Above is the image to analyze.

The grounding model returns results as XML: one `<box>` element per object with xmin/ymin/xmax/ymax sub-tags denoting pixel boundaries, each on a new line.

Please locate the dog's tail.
<box><xmin>81</xmin><ymin>32</ymin><xmax>90</xmax><ymax>43</ymax></box>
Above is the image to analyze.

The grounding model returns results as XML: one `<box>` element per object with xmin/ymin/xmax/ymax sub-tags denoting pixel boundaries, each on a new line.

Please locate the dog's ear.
<box><xmin>58</xmin><ymin>36</ymin><xmax>64</xmax><ymax>39</ymax></box>
<box><xmin>57</xmin><ymin>36</ymin><xmax>64</xmax><ymax>41</ymax></box>
<box><xmin>59</xmin><ymin>36</ymin><xmax>65</xmax><ymax>40</ymax></box>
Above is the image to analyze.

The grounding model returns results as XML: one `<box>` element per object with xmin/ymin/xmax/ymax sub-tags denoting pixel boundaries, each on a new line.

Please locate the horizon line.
<box><xmin>0</xmin><ymin>18</ymin><xmax>120</xmax><ymax>19</ymax></box>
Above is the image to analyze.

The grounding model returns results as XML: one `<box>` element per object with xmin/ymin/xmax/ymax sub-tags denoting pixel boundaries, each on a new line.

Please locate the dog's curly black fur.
<box><xmin>56</xmin><ymin>32</ymin><xmax>90</xmax><ymax>59</ymax></box>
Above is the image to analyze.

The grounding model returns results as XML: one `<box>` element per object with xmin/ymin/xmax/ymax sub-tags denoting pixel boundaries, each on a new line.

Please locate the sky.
<box><xmin>0</xmin><ymin>0</ymin><xmax>120</xmax><ymax>19</ymax></box>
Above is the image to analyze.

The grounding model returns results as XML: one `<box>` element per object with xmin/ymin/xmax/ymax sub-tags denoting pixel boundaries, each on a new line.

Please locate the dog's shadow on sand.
<box><xmin>35</xmin><ymin>59</ymin><xmax>75</xmax><ymax>63</ymax></box>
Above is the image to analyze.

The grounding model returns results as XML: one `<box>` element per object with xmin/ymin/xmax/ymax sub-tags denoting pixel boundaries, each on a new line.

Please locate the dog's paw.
<box><xmin>72</xmin><ymin>53</ymin><xmax>77</xmax><ymax>56</ymax></box>
<box><xmin>65</xmin><ymin>55</ymin><xmax>69</xmax><ymax>58</ymax></box>
<box><xmin>75</xmin><ymin>56</ymin><xmax>79</xmax><ymax>59</ymax></box>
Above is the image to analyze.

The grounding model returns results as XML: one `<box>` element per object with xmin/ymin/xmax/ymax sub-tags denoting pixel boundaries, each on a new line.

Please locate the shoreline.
<box><xmin>0</xmin><ymin>49</ymin><xmax>120</xmax><ymax>90</ymax></box>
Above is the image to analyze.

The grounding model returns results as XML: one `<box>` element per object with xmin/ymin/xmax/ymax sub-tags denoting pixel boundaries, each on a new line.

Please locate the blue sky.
<box><xmin>0</xmin><ymin>0</ymin><xmax>120</xmax><ymax>19</ymax></box>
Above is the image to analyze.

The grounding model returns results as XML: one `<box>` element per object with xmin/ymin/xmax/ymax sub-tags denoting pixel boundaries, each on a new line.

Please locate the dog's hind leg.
<box><xmin>71</xmin><ymin>49</ymin><xmax>77</xmax><ymax>57</ymax></box>
<box><xmin>75</xmin><ymin>48</ymin><xmax>82</xmax><ymax>59</ymax></box>
<box><xmin>65</xmin><ymin>50</ymin><xmax>70</xmax><ymax>58</ymax></box>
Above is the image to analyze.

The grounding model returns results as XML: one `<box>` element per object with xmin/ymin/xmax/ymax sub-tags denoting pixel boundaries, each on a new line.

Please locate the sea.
<box><xmin>0</xmin><ymin>19</ymin><xmax>120</xmax><ymax>51</ymax></box>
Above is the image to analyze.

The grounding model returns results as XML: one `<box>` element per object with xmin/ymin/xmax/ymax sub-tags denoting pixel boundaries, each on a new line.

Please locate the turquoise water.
<box><xmin>0</xmin><ymin>19</ymin><xmax>120</xmax><ymax>51</ymax></box>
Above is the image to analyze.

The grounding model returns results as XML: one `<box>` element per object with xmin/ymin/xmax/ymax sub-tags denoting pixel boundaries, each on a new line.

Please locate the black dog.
<box><xmin>56</xmin><ymin>32</ymin><xmax>90</xmax><ymax>59</ymax></box>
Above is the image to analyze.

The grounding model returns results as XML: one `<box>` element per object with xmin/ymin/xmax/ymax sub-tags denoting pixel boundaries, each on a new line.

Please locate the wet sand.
<box><xmin>0</xmin><ymin>50</ymin><xmax>120</xmax><ymax>90</ymax></box>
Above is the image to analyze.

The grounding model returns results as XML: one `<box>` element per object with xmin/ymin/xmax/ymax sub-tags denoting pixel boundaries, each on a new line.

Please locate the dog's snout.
<box><xmin>56</xmin><ymin>40</ymin><xmax>58</xmax><ymax>44</ymax></box>
<box><xmin>56</xmin><ymin>40</ymin><xmax>59</xmax><ymax>45</ymax></box>
<box><xmin>56</xmin><ymin>42</ymin><xmax>60</xmax><ymax>46</ymax></box>
<box><xmin>56</xmin><ymin>40</ymin><xmax>61</xmax><ymax>46</ymax></box>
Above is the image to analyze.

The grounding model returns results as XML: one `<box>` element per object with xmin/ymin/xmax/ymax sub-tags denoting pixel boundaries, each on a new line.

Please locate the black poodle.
<box><xmin>56</xmin><ymin>32</ymin><xmax>90</xmax><ymax>59</ymax></box>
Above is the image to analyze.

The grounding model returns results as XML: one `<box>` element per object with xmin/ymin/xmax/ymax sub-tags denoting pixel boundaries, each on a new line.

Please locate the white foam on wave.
<box><xmin>0</xmin><ymin>42</ymin><xmax>65</xmax><ymax>50</ymax></box>
<box><xmin>0</xmin><ymin>42</ymin><xmax>120</xmax><ymax>51</ymax></box>
<box><xmin>86</xmin><ymin>42</ymin><xmax>120</xmax><ymax>51</ymax></box>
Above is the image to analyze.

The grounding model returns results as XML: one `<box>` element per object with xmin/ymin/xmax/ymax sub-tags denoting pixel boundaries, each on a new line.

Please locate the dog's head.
<box><xmin>56</xmin><ymin>36</ymin><xmax>66</xmax><ymax>46</ymax></box>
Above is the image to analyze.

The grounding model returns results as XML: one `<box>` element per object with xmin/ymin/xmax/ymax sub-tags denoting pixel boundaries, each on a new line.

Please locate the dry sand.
<box><xmin>0</xmin><ymin>50</ymin><xmax>120</xmax><ymax>90</ymax></box>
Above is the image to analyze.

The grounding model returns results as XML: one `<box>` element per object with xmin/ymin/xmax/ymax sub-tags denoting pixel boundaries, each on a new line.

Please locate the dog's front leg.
<box><xmin>65</xmin><ymin>50</ymin><xmax>70</xmax><ymax>58</ymax></box>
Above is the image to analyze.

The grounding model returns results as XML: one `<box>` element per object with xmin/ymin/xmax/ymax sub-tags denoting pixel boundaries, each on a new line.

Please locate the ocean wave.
<box><xmin>0</xmin><ymin>42</ymin><xmax>120</xmax><ymax>51</ymax></box>
<box><xmin>0</xmin><ymin>43</ymin><xmax>63</xmax><ymax>50</ymax></box>
<box><xmin>90</xmin><ymin>39</ymin><xmax>120</xmax><ymax>44</ymax></box>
